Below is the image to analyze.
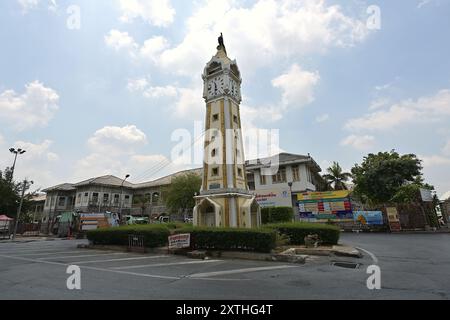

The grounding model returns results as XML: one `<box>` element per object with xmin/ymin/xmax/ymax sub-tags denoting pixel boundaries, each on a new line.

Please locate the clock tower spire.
<box><xmin>193</xmin><ymin>34</ymin><xmax>261</xmax><ymax>228</ymax></box>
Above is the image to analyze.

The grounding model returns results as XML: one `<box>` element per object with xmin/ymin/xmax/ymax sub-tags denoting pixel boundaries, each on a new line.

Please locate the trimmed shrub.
<box><xmin>86</xmin><ymin>224</ymin><xmax>170</xmax><ymax>248</ymax></box>
<box><xmin>261</xmin><ymin>208</ymin><xmax>271</xmax><ymax>224</ymax></box>
<box><xmin>261</xmin><ymin>207</ymin><xmax>294</xmax><ymax>224</ymax></box>
<box><xmin>174</xmin><ymin>227</ymin><xmax>277</xmax><ymax>253</ymax></box>
<box><xmin>266</xmin><ymin>222</ymin><xmax>340</xmax><ymax>245</ymax></box>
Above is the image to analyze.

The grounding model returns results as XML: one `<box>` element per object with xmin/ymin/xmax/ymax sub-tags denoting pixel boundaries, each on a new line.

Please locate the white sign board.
<box><xmin>168</xmin><ymin>233</ymin><xmax>191</xmax><ymax>249</ymax></box>
<box><xmin>420</xmin><ymin>188</ymin><xmax>433</xmax><ymax>202</ymax></box>
<box><xmin>253</xmin><ymin>188</ymin><xmax>292</xmax><ymax>208</ymax></box>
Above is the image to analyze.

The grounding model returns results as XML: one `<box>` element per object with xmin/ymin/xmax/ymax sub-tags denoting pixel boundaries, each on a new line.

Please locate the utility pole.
<box><xmin>9</xmin><ymin>148</ymin><xmax>26</xmax><ymax>182</ymax></box>
<box><xmin>119</xmin><ymin>174</ymin><xmax>130</xmax><ymax>223</ymax></box>
<box><xmin>12</xmin><ymin>179</ymin><xmax>33</xmax><ymax>240</ymax></box>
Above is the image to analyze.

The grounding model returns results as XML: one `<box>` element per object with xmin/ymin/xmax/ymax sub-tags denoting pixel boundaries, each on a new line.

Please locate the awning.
<box><xmin>0</xmin><ymin>215</ymin><xmax>14</xmax><ymax>221</ymax></box>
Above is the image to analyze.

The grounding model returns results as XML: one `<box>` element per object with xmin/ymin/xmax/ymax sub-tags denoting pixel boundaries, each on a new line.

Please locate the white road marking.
<box><xmin>112</xmin><ymin>259</ymin><xmax>222</xmax><ymax>270</ymax></box>
<box><xmin>0</xmin><ymin>253</ymin><xmax>247</xmax><ymax>282</ymax></box>
<box><xmin>14</xmin><ymin>250</ymin><xmax>108</xmax><ymax>257</ymax></box>
<box><xmin>356</xmin><ymin>247</ymin><xmax>379</xmax><ymax>264</ymax></box>
<box><xmin>39</xmin><ymin>252</ymin><xmax>128</xmax><ymax>260</ymax></box>
<box><xmin>70</xmin><ymin>255</ymin><xmax>169</xmax><ymax>265</ymax></box>
<box><xmin>187</xmin><ymin>265</ymin><xmax>297</xmax><ymax>278</ymax></box>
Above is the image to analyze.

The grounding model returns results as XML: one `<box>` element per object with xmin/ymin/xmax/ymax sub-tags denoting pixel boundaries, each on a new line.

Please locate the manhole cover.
<box><xmin>331</xmin><ymin>261</ymin><xmax>360</xmax><ymax>269</ymax></box>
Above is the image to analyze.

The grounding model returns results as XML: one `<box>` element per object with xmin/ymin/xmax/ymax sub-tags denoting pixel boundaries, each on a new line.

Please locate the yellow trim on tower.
<box><xmin>203</xmin><ymin>103</ymin><xmax>212</xmax><ymax>190</ymax></box>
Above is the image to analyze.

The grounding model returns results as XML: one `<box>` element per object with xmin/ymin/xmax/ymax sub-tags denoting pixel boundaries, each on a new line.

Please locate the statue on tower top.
<box><xmin>217</xmin><ymin>32</ymin><xmax>227</xmax><ymax>55</ymax></box>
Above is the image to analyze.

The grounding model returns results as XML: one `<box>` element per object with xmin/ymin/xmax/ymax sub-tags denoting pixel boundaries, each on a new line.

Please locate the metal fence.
<box><xmin>128</xmin><ymin>234</ymin><xmax>146</xmax><ymax>253</ymax></box>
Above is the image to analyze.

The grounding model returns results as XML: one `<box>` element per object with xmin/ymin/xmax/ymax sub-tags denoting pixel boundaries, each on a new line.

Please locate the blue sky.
<box><xmin>1</xmin><ymin>0</ymin><xmax>450</xmax><ymax>199</ymax></box>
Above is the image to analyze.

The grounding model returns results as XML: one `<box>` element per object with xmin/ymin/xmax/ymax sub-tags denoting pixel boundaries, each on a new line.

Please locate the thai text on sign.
<box><xmin>168</xmin><ymin>233</ymin><xmax>191</xmax><ymax>249</ymax></box>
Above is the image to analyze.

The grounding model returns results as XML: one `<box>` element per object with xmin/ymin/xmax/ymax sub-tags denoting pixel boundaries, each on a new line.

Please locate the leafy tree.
<box><xmin>0</xmin><ymin>167</ymin><xmax>34</xmax><ymax>220</ymax></box>
<box><xmin>351</xmin><ymin>151</ymin><xmax>426</xmax><ymax>204</ymax></box>
<box><xmin>165</xmin><ymin>173</ymin><xmax>202</xmax><ymax>215</ymax></box>
<box><xmin>322</xmin><ymin>162</ymin><xmax>352</xmax><ymax>190</ymax></box>
<box><xmin>132</xmin><ymin>194</ymin><xmax>151</xmax><ymax>216</ymax></box>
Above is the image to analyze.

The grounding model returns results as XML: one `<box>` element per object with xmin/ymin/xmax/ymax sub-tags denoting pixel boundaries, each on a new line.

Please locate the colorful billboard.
<box><xmin>353</xmin><ymin>211</ymin><xmax>384</xmax><ymax>225</ymax></box>
<box><xmin>297</xmin><ymin>191</ymin><xmax>353</xmax><ymax>220</ymax></box>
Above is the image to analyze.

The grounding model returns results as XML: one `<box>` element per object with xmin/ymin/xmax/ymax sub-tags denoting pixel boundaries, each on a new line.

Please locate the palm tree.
<box><xmin>323</xmin><ymin>162</ymin><xmax>352</xmax><ymax>190</ymax></box>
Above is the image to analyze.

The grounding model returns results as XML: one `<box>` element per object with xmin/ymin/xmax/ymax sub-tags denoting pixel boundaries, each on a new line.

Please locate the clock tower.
<box><xmin>193</xmin><ymin>34</ymin><xmax>261</xmax><ymax>228</ymax></box>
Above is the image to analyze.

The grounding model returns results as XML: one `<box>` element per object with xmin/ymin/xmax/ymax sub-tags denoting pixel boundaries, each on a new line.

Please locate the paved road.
<box><xmin>0</xmin><ymin>233</ymin><xmax>449</xmax><ymax>299</ymax></box>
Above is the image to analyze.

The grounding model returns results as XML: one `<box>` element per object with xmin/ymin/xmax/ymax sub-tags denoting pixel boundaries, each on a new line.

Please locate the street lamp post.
<box><xmin>9</xmin><ymin>148</ymin><xmax>26</xmax><ymax>182</ymax></box>
<box><xmin>119</xmin><ymin>174</ymin><xmax>130</xmax><ymax>223</ymax></box>
<box><xmin>13</xmin><ymin>180</ymin><xmax>33</xmax><ymax>240</ymax></box>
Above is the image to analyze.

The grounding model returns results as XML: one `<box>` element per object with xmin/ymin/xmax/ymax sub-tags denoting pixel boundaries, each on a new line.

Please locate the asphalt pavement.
<box><xmin>0</xmin><ymin>233</ymin><xmax>449</xmax><ymax>300</ymax></box>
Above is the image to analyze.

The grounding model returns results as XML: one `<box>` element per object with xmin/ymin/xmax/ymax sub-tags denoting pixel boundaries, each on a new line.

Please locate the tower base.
<box><xmin>193</xmin><ymin>190</ymin><xmax>261</xmax><ymax>228</ymax></box>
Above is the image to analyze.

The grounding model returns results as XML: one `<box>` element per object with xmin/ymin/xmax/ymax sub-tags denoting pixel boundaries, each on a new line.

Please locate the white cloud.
<box><xmin>368</xmin><ymin>97</ymin><xmax>390</xmax><ymax>110</ymax></box>
<box><xmin>143</xmin><ymin>85</ymin><xmax>178</xmax><ymax>99</ymax></box>
<box><xmin>0</xmin><ymin>81</ymin><xmax>59</xmax><ymax>131</ymax></box>
<box><xmin>417</xmin><ymin>0</ymin><xmax>431</xmax><ymax>9</ymax></box>
<box><xmin>104</xmin><ymin>29</ymin><xmax>138</xmax><ymax>52</ymax></box>
<box><xmin>140</xmin><ymin>36</ymin><xmax>170</xmax><ymax>63</ymax></box>
<box><xmin>272</xmin><ymin>64</ymin><xmax>320</xmax><ymax>107</ymax></box>
<box><xmin>118</xmin><ymin>0</ymin><xmax>175</xmax><ymax>27</ymax></box>
<box><xmin>340</xmin><ymin>134</ymin><xmax>376</xmax><ymax>150</ymax></box>
<box><xmin>87</xmin><ymin>125</ymin><xmax>147</xmax><ymax>156</ymax></box>
<box><xmin>420</xmin><ymin>155</ymin><xmax>450</xmax><ymax>167</ymax></box>
<box><xmin>127</xmin><ymin>78</ymin><xmax>150</xmax><ymax>92</ymax></box>
<box><xmin>17</xmin><ymin>0</ymin><xmax>59</xmax><ymax>13</ymax></box>
<box><xmin>345</xmin><ymin>89</ymin><xmax>450</xmax><ymax>131</ymax></box>
<box><xmin>72</xmin><ymin>125</ymin><xmax>191</xmax><ymax>183</ymax></box>
<box><xmin>18</xmin><ymin>0</ymin><xmax>39</xmax><ymax>12</ymax></box>
<box><xmin>108</xmin><ymin>0</ymin><xmax>369</xmax><ymax>77</ymax></box>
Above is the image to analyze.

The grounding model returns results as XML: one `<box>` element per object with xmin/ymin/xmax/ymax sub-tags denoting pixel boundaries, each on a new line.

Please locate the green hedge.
<box><xmin>261</xmin><ymin>207</ymin><xmax>294</xmax><ymax>224</ymax></box>
<box><xmin>266</xmin><ymin>222</ymin><xmax>340</xmax><ymax>245</ymax></box>
<box><xmin>174</xmin><ymin>227</ymin><xmax>276</xmax><ymax>253</ymax></box>
<box><xmin>86</xmin><ymin>224</ymin><xmax>170</xmax><ymax>248</ymax></box>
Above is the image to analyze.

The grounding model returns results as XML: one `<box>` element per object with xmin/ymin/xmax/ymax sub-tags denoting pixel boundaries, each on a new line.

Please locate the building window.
<box><xmin>103</xmin><ymin>193</ymin><xmax>109</xmax><ymax>204</ymax></box>
<box><xmin>58</xmin><ymin>197</ymin><xmax>66</xmax><ymax>207</ymax></box>
<box><xmin>50</xmin><ymin>196</ymin><xmax>55</xmax><ymax>207</ymax></box>
<box><xmin>212</xmin><ymin>114</ymin><xmax>219</xmax><ymax>121</ymax></box>
<box><xmin>260</xmin><ymin>174</ymin><xmax>267</xmax><ymax>185</ymax></box>
<box><xmin>292</xmin><ymin>166</ymin><xmax>300</xmax><ymax>182</ymax></box>
<box><xmin>212</xmin><ymin>167</ymin><xmax>219</xmax><ymax>176</ymax></box>
<box><xmin>76</xmin><ymin>193</ymin><xmax>81</xmax><ymax>204</ymax></box>
<box><xmin>211</xmin><ymin>148</ymin><xmax>217</xmax><ymax>157</ymax></box>
<box><xmin>237</xmin><ymin>168</ymin><xmax>243</xmax><ymax>177</ymax></box>
<box><xmin>84</xmin><ymin>192</ymin><xmax>89</xmax><ymax>198</ymax></box>
<box><xmin>92</xmin><ymin>193</ymin><xmax>99</xmax><ymax>204</ymax></box>
<box><xmin>272</xmin><ymin>167</ymin><xmax>287</xmax><ymax>184</ymax></box>
<box><xmin>124</xmin><ymin>195</ymin><xmax>130</xmax><ymax>205</ymax></box>
<box><xmin>236</xmin><ymin>149</ymin><xmax>240</xmax><ymax>158</ymax></box>
<box><xmin>233</xmin><ymin>115</ymin><xmax>238</xmax><ymax>123</ymax></box>
<box><xmin>152</xmin><ymin>192</ymin><xmax>160</xmax><ymax>205</ymax></box>
<box><xmin>114</xmin><ymin>194</ymin><xmax>119</xmax><ymax>205</ymax></box>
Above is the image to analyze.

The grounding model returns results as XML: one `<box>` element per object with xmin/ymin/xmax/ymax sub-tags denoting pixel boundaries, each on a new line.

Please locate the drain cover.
<box><xmin>331</xmin><ymin>261</ymin><xmax>360</xmax><ymax>269</ymax></box>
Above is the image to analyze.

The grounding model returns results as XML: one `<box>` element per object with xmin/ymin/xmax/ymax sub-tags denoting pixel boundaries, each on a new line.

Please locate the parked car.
<box><xmin>125</xmin><ymin>215</ymin><xmax>149</xmax><ymax>225</ymax></box>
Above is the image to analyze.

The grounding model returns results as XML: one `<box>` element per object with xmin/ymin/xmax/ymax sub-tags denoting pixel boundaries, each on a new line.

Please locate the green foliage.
<box><xmin>0</xmin><ymin>168</ymin><xmax>33</xmax><ymax>218</ymax></box>
<box><xmin>322</xmin><ymin>161</ymin><xmax>352</xmax><ymax>190</ymax></box>
<box><xmin>266</xmin><ymin>222</ymin><xmax>341</xmax><ymax>245</ymax></box>
<box><xmin>261</xmin><ymin>207</ymin><xmax>294</xmax><ymax>224</ymax></box>
<box><xmin>165</xmin><ymin>172</ymin><xmax>202</xmax><ymax>214</ymax></box>
<box><xmin>351</xmin><ymin>151</ymin><xmax>426</xmax><ymax>204</ymax></box>
<box><xmin>174</xmin><ymin>227</ymin><xmax>277</xmax><ymax>253</ymax></box>
<box><xmin>86</xmin><ymin>224</ymin><xmax>170</xmax><ymax>248</ymax></box>
<box><xmin>390</xmin><ymin>184</ymin><xmax>422</xmax><ymax>203</ymax></box>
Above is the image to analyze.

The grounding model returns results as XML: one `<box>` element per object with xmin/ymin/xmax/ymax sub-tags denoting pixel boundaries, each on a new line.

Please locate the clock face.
<box><xmin>229</xmin><ymin>78</ymin><xmax>240</xmax><ymax>99</ymax></box>
<box><xmin>207</xmin><ymin>76</ymin><xmax>225</xmax><ymax>98</ymax></box>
